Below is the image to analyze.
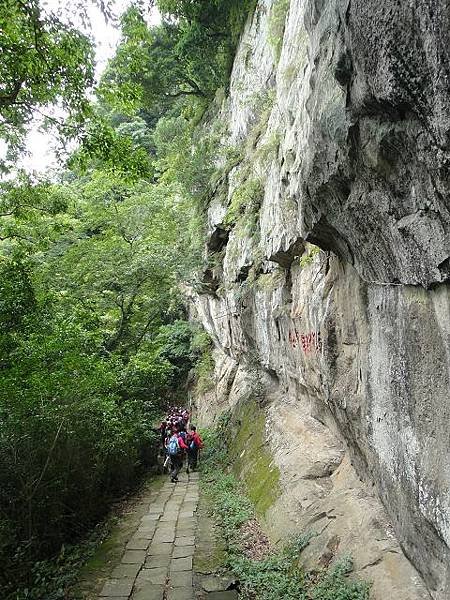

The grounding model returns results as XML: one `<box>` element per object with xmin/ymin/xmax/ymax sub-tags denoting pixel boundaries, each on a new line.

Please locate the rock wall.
<box><xmin>189</xmin><ymin>1</ymin><xmax>450</xmax><ymax>598</ymax></box>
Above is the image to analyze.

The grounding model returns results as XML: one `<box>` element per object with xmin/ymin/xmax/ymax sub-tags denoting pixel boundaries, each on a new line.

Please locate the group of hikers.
<box><xmin>158</xmin><ymin>407</ymin><xmax>204</xmax><ymax>483</ymax></box>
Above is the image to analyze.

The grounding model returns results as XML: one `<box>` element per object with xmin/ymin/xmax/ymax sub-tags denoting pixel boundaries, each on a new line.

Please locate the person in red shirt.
<box><xmin>166</xmin><ymin>427</ymin><xmax>188</xmax><ymax>483</ymax></box>
<box><xmin>186</xmin><ymin>425</ymin><xmax>204</xmax><ymax>473</ymax></box>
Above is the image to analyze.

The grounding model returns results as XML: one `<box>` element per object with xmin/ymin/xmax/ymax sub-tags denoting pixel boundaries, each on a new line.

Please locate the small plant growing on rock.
<box><xmin>195</xmin><ymin>350</ymin><xmax>215</xmax><ymax>393</ymax></box>
<box><xmin>299</xmin><ymin>243</ymin><xmax>321</xmax><ymax>267</ymax></box>
<box><xmin>256</xmin><ymin>130</ymin><xmax>282</xmax><ymax>163</ymax></box>
<box><xmin>268</xmin><ymin>0</ymin><xmax>291</xmax><ymax>62</ymax></box>
<box><xmin>224</xmin><ymin>178</ymin><xmax>264</xmax><ymax>228</ymax></box>
<box><xmin>246</xmin><ymin>88</ymin><xmax>276</xmax><ymax>151</ymax></box>
<box><xmin>191</xmin><ymin>327</ymin><xmax>215</xmax><ymax>394</ymax></box>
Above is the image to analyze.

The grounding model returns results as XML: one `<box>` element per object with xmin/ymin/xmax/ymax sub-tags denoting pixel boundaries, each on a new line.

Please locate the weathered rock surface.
<box><xmin>189</xmin><ymin>1</ymin><xmax>450</xmax><ymax>599</ymax></box>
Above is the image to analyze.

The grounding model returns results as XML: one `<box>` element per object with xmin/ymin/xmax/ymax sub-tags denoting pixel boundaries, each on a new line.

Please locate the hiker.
<box><xmin>162</xmin><ymin>428</ymin><xmax>173</xmax><ymax>472</ymax></box>
<box><xmin>186</xmin><ymin>425</ymin><xmax>204</xmax><ymax>473</ymax></box>
<box><xmin>178</xmin><ymin>424</ymin><xmax>187</xmax><ymax>444</ymax></box>
<box><xmin>166</xmin><ymin>427</ymin><xmax>188</xmax><ymax>483</ymax></box>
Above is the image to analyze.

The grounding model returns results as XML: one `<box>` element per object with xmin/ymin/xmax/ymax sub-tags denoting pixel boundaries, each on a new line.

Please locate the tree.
<box><xmin>99</xmin><ymin>1</ymin><xmax>256</xmax><ymax>118</ymax></box>
<box><xmin>157</xmin><ymin>0</ymin><xmax>257</xmax><ymax>80</ymax></box>
<box><xmin>100</xmin><ymin>8</ymin><xmax>209</xmax><ymax>118</ymax></box>
<box><xmin>0</xmin><ymin>0</ymin><xmax>95</xmax><ymax>168</ymax></box>
<box><xmin>0</xmin><ymin>1</ymin><xmax>240</xmax><ymax>595</ymax></box>
<box><xmin>70</xmin><ymin>115</ymin><xmax>154</xmax><ymax>180</ymax></box>
<box><xmin>0</xmin><ymin>167</ymin><xmax>195</xmax><ymax>596</ymax></box>
<box><xmin>0</xmin><ymin>173</ymin><xmax>71</xmax><ymax>249</ymax></box>
<box><xmin>35</xmin><ymin>172</ymin><xmax>184</xmax><ymax>354</ymax></box>
<box><xmin>156</xmin><ymin>0</ymin><xmax>255</xmax><ymax>47</ymax></box>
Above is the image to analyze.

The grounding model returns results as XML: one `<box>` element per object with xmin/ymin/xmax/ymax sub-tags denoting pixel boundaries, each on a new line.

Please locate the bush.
<box><xmin>190</xmin><ymin>328</ymin><xmax>215</xmax><ymax>394</ymax></box>
<box><xmin>299</xmin><ymin>243</ymin><xmax>321</xmax><ymax>267</ymax></box>
<box><xmin>157</xmin><ymin>0</ymin><xmax>258</xmax><ymax>89</ymax></box>
<box><xmin>1</xmin><ymin>517</ymin><xmax>115</xmax><ymax>600</ymax></box>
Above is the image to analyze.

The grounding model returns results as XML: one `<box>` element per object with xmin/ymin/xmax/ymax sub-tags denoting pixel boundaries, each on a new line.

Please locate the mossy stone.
<box><xmin>226</xmin><ymin>400</ymin><xmax>280</xmax><ymax>515</ymax></box>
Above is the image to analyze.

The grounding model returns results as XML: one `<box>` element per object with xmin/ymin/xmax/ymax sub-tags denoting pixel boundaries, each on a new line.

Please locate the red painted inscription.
<box><xmin>289</xmin><ymin>329</ymin><xmax>322</xmax><ymax>352</ymax></box>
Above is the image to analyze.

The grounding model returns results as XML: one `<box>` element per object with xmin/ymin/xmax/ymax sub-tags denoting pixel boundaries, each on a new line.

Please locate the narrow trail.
<box><xmin>96</xmin><ymin>472</ymin><xmax>234</xmax><ymax>600</ymax></box>
<box><xmin>99</xmin><ymin>473</ymin><xmax>198</xmax><ymax>600</ymax></box>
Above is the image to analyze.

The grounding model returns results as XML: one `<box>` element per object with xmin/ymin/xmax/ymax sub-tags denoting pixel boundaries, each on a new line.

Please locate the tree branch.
<box><xmin>0</xmin><ymin>80</ymin><xmax>25</xmax><ymax>108</ymax></box>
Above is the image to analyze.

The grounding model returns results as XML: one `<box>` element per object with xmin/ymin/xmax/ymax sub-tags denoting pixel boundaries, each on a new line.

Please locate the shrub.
<box><xmin>299</xmin><ymin>243</ymin><xmax>321</xmax><ymax>267</ymax></box>
<box><xmin>256</xmin><ymin>131</ymin><xmax>281</xmax><ymax>163</ymax></box>
<box><xmin>194</xmin><ymin>348</ymin><xmax>215</xmax><ymax>394</ymax></box>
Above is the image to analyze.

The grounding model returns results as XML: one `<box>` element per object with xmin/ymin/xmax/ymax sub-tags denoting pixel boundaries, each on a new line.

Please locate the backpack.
<box><xmin>168</xmin><ymin>436</ymin><xmax>179</xmax><ymax>456</ymax></box>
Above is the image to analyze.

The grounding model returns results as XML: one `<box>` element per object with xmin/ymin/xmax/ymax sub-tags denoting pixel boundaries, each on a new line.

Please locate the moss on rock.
<box><xmin>226</xmin><ymin>400</ymin><xmax>280</xmax><ymax>516</ymax></box>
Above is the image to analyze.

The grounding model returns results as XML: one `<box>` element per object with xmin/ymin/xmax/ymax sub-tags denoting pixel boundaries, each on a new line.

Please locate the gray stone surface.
<box><xmin>111</xmin><ymin>564</ymin><xmax>141</xmax><ymax>579</ymax></box>
<box><xmin>100</xmin><ymin>579</ymin><xmax>134</xmax><ymax>597</ymax></box>
<box><xmin>201</xmin><ymin>575</ymin><xmax>236</xmax><ymax>593</ymax></box>
<box><xmin>170</xmin><ymin>557</ymin><xmax>193</xmax><ymax>572</ymax></box>
<box><xmin>153</xmin><ymin>531</ymin><xmax>175</xmax><ymax>543</ymax></box>
<box><xmin>135</xmin><ymin>566</ymin><xmax>167</xmax><ymax>587</ymax></box>
<box><xmin>176</xmin><ymin>527</ymin><xmax>195</xmax><ymax>537</ymax></box>
<box><xmin>160</xmin><ymin>513</ymin><xmax>179</xmax><ymax>522</ymax></box>
<box><xmin>120</xmin><ymin>550</ymin><xmax>146</xmax><ymax>565</ymax></box>
<box><xmin>175</xmin><ymin>536</ymin><xmax>195</xmax><ymax>547</ymax></box>
<box><xmin>145</xmin><ymin>555</ymin><xmax>171</xmax><ymax>569</ymax></box>
<box><xmin>177</xmin><ymin>519</ymin><xmax>196</xmax><ymax>528</ymax></box>
<box><xmin>179</xmin><ymin>511</ymin><xmax>194</xmax><ymax>518</ymax></box>
<box><xmin>135</xmin><ymin>527</ymin><xmax>156</xmax><ymax>539</ymax></box>
<box><xmin>141</xmin><ymin>515</ymin><xmax>160</xmax><ymax>524</ymax></box>
<box><xmin>188</xmin><ymin>1</ymin><xmax>450</xmax><ymax>599</ymax></box>
<box><xmin>132</xmin><ymin>585</ymin><xmax>164</xmax><ymax>600</ymax></box>
<box><xmin>166</xmin><ymin>587</ymin><xmax>195</xmax><ymax>600</ymax></box>
<box><xmin>147</xmin><ymin>543</ymin><xmax>173</xmax><ymax>556</ymax></box>
<box><xmin>172</xmin><ymin>545</ymin><xmax>195</xmax><ymax>558</ymax></box>
<box><xmin>170</xmin><ymin>571</ymin><xmax>193</xmax><ymax>587</ymax></box>
<box><xmin>96</xmin><ymin>474</ymin><xmax>199</xmax><ymax>600</ymax></box>
<box><xmin>126</xmin><ymin>538</ymin><xmax>150</xmax><ymax>551</ymax></box>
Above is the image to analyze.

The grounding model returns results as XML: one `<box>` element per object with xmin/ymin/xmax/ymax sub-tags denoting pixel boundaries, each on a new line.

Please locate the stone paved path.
<box><xmin>99</xmin><ymin>473</ymin><xmax>200</xmax><ymax>600</ymax></box>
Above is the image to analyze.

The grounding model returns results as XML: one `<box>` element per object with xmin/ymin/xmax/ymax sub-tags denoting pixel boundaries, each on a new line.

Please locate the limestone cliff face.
<box><xmin>189</xmin><ymin>1</ymin><xmax>450</xmax><ymax>598</ymax></box>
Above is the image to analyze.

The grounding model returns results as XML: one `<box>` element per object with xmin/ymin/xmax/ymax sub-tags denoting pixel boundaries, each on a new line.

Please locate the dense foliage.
<box><xmin>100</xmin><ymin>0</ymin><xmax>255</xmax><ymax>115</ymax></box>
<box><xmin>0</xmin><ymin>170</ymin><xmax>198</xmax><ymax>596</ymax></box>
<box><xmin>0</xmin><ymin>0</ymin><xmax>257</xmax><ymax>596</ymax></box>
<box><xmin>0</xmin><ymin>2</ymin><xmax>257</xmax><ymax>599</ymax></box>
